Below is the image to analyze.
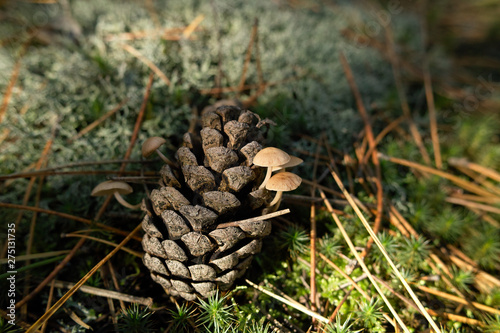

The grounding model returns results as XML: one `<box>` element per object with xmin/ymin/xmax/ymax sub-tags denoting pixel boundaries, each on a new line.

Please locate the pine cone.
<box><xmin>140</xmin><ymin>105</ymin><xmax>277</xmax><ymax>301</ymax></box>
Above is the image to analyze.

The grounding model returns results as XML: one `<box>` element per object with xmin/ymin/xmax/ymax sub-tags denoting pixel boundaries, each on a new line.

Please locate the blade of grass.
<box><xmin>25</xmin><ymin>223</ymin><xmax>143</xmax><ymax>332</ymax></box>
<box><xmin>326</xmin><ymin>168</ymin><xmax>442</xmax><ymax>333</ymax></box>
<box><xmin>319</xmin><ymin>189</ymin><xmax>411</xmax><ymax>333</ymax></box>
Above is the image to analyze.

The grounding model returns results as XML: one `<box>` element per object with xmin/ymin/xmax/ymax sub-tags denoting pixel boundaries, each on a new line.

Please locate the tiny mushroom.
<box><xmin>142</xmin><ymin>137</ymin><xmax>176</xmax><ymax>167</ymax></box>
<box><xmin>91</xmin><ymin>180</ymin><xmax>141</xmax><ymax>209</ymax></box>
<box><xmin>253</xmin><ymin>147</ymin><xmax>290</xmax><ymax>189</ymax></box>
<box><xmin>265</xmin><ymin>172</ymin><xmax>302</xmax><ymax>207</ymax></box>
<box><xmin>272</xmin><ymin>155</ymin><xmax>303</xmax><ymax>172</ymax></box>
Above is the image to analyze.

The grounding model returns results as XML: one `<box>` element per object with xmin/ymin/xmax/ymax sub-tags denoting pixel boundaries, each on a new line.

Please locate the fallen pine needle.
<box><xmin>52</xmin><ymin>280</ymin><xmax>153</xmax><ymax>306</ymax></box>
<box><xmin>25</xmin><ymin>223</ymin><xmax>143</xmax><ymax>332</ymax></box>
<box><xmin>245</xmin><ymin>279</ymin><xmax>329</xmax><ymax>323</ymax></box>
<box><xmin>319</xmin><ymin>189</ymin><xmax>411</xmax><ymax>333</ymax></box>
<box><xmin>327</xmin><ymin>167</ymin><xmax>442</xmax><ymax>333</ymax></box>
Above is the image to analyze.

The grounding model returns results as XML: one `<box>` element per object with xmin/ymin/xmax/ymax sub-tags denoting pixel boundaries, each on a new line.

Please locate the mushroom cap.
<box><xmin>253</xmin><ymin>147</ymin><xmax>290</xmax><ymax>167</ymax></box>
<box><xmin>142</xmin><ymin>137</ymin><xmax>167</xmax><ymax>157</ymax></box>
<box><xmin>265</xmin><ymin>172</ymin><xmax>302</xmax><ymax>192</ymax></box>
<box><xmin>91</xmin><ymin>181</ymin><xmax>133</xmax><ymax>196</ymax></box>
<box><xmin>273</xmin><ymin>155</ymin><xmax>303</xmax><ymax>171</ymax></box>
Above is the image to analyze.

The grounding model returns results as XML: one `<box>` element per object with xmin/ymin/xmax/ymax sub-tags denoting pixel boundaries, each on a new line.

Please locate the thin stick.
<box><xmin>120</xmin><ymin>44</ymin><xmax>171</xmax><ymax>86</ymax></box>
<box><xmin>51</xmin><ymin>280</ymin><xmax>152</xmax><ymax>306</ymax></box>
<box><xmin>0</xmin><ymin>202</ymin><xmax>141</xmax><ymax>241</ymax></box>
<box><xmin>379</xmin><ymin>153</ymin><xmax>498</xmax><ymax>198</ymax></box>
<box><xmin>319</xmin><ymin>190</ymin><xmax>411</xmax><ymax>333</ymax></box>
<box><xmin>322</xmin><ymin>286</ymin><xmax>353</xmax><ymax>333</ymax></box>
<box><xmin>216</xmin><ymin>209</ymin><xmax>290</xmax><ymax>229</ymax></box>
<box><xmin>63</xmin><ymin>233</ymin><xmax>143</xmax><ymax>257</ymax></box>
<box><xmin>246</xmin><ymin>279</ymin><xmax>329</xmax><ymax>323</ymax></box>
<box><xmin>326</xmin><ymin>169</ymin><xmax>441</xmax><ymax>333</ymax></box>
<box><xmin>25</xmin><ymin>223</ymin><xmax>143</xmax><ymax>332</ymax></box>
<box><xmin>68</xmin><ymin>98</ymin><xmax>128</xmax><ymax>142</ymax></box>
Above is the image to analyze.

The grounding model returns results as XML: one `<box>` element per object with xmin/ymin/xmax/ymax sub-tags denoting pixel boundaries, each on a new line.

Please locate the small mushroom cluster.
<box><xmin>253</xmin><ymin>147</ymin><xmax>303</xmax><ymax>210</ymax></box>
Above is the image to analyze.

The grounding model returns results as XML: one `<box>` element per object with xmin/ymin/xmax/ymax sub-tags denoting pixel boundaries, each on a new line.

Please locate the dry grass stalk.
<box><xmin>445</xmin><ymin>196</ymin><xmax>500</xmax><ymax>215</ymax></box>
<box><xmin>326</xmin><ymin>169</ymin><xmax>442</xmax><ymax>333</ymax></box>
<box><xmin>319</xmin><ymin>190</ymin><xmax>411</xmax><ymax>333</ymax></box>
<box><xmin>423</xmin><ymin>59</ymin><xmax>443</xmax><ymax>169</ymax></box>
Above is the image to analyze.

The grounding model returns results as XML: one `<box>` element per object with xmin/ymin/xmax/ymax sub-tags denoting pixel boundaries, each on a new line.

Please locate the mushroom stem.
<box><xmin>268</xmin><ymin>190</ymin><xmax>283</xmax><ymax>207</ymax></box>
<box><xmin>155</xmin><ymin>149</ymin><xmax>178</xmax><ymax>168</ymax></box>
<box><xmin>113</xmin><ymin>192</ymin><xmax>141</xmax><ymax>210</ymax></box>
<box><xmin>258</xmin><ymin>167</ymin><xmax>273</xmax><ymax>190</ymax></box>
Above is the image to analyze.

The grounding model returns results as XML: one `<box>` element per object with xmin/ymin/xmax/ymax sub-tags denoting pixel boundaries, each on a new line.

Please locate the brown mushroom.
<box><xmin>253</xmin><ymin>147</ymin><xmax>290</xmax><ymax>189</ymax></box>
<box><xmin>142</xmin><ymin>137</ymin><xmax>176</xmax><ymax>167</ymax></box>
<box><xmin>272</xmin><ymin>155</ymin><xmax>303</xmax><ymax>172</ymax></box>
<box><xmin>91</xmin><ymin>181</ymin><xmax>140</xmax><ymax>209</ymax></box>
<box><xmin>265</xmin><ymin>172</ymin><xmax>302</xmax><ymax>207</ymax></box>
